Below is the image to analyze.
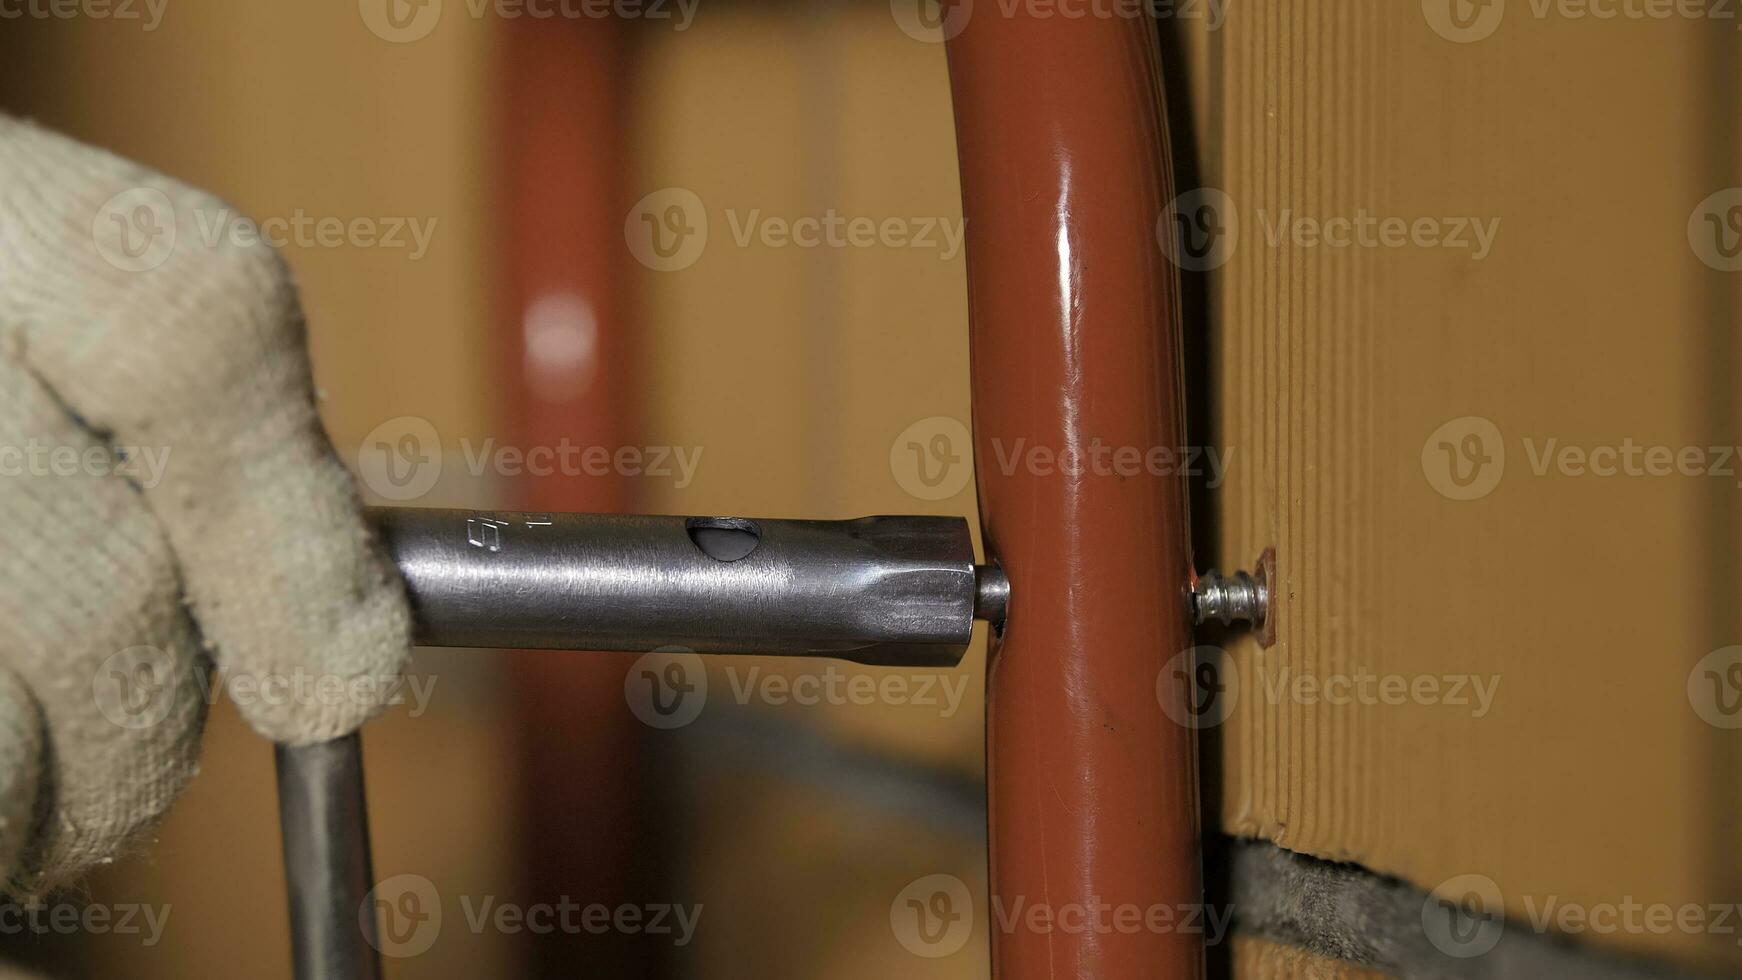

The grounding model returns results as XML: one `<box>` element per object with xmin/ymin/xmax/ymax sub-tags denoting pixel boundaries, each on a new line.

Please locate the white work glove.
<box><xmin>0</xmin><ymin>118</ymin><xmax>412</xmax><ymax>894</ymax></box>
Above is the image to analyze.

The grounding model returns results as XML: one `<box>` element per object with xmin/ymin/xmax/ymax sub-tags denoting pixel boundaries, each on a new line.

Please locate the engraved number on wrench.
<box><xmin>465</xmin><ymin>514</ymin><xmax>552</xmax><ymax>552</ymax></box>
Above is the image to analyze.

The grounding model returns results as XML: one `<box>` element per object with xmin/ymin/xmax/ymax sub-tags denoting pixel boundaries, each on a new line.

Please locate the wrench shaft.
<box><xmin>370</xmin><ymin>507</ymin><xmax>1002</xmax><ymax>666</ymax></box>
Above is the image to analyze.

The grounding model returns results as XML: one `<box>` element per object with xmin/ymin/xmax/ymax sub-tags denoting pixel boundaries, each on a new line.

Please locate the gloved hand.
<box><xmin>0</xmin><ymin>118</ymin><xmax>412</xmax><ymax>894</ymax></box>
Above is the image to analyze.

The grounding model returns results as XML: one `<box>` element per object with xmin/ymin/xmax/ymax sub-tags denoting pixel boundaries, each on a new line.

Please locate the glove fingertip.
<box><xmin>215</xmin><ymin>504</ymin><xmax>416</xmax><ymax>746</ymax></box>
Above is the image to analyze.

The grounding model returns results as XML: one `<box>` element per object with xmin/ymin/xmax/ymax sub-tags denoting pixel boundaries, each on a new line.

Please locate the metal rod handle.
<box><xmin>276</xmin><ymin>736</ymin><xmax>382</xmax><ymax>980</ymax></box>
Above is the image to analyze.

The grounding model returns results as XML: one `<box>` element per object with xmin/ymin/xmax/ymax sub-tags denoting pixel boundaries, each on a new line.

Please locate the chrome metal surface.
<box><xmin>1192</xmin><ymin>562</ymin><xmax>1270</xmax><ymax>630</ymax></box>
<box><xmin>276</xmin><ymin>735</ymin><xmax>381</xmax><ymax>980</ymax></box>
<box><xmin>369</xmin><ymin>507</ymin><xmax>992</xmax><ymax>667</ymax></box>
<box><xmin>974</xmin><ymin>562</ymin><xmax>1009</xmax><ymax>626</ymax></box>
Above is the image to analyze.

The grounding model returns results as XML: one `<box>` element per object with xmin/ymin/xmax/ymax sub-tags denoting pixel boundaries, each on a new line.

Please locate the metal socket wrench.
<box><xmin>370</xmin><ymin>506</ymin><xmax>1007</xmax><ymax>664</ymax></box>
<box><xmin>279</xmin><ymin>506</ymin><xmax>1006</xmax><ymax>980</ymax></box>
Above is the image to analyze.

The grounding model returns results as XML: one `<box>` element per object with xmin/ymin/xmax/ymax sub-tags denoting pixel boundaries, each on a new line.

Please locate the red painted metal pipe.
<box><xmin>498</xmin><ymin>16</ymin><xmax>649</xmax><ymax>976</ymax></box>
<box><xmin>944</xmin><ymin>9</ymin><xmax>1204</xmax><ymax>979</ymax></box>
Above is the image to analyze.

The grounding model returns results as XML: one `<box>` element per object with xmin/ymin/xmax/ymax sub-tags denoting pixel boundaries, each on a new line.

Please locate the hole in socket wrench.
<box><xmin>685</xmin><ymin>517</ymin><xmax>762</xmax><ymax>562</ymax></box>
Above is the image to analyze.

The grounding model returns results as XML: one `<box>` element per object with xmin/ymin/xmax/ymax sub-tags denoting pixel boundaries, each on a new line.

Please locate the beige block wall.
<box><xmin>1184</xmin><ymin>3</ymin><xmax>1740</xmax><ymax>970</ymax></box>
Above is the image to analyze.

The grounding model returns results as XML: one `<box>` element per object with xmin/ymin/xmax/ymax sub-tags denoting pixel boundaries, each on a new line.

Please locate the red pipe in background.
<box><xmin>945</xmin><ymin>10</ymin><xmax>1204</xmax><ymax>979</ymax></box>
<box><xmin>498</xmin><ymin>15</ymin><xmax>649</xmax><ymax>976</ymax></box>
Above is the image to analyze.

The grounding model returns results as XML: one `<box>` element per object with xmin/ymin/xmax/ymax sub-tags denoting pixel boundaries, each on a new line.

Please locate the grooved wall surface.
<box><xmin>1185</xmin><ymin>4</ymin><xmax>1740</xmax><ymax>970</ymax></box>
<box><xmin>1231</xmin><ymin>936</ymin><xmax>1385</xmax><ymax>980</ymax></box>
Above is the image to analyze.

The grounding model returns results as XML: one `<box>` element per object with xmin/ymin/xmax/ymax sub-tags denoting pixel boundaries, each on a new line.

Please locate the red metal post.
<box><xmin>498</xmin><ymin>15</ymin><xmax>648</xmax><ymax>976</ymax></box>
<box><xmin>945</xmin><ymin>9</ymin><xmax>1204</xmax><ymax>979</ymax></box>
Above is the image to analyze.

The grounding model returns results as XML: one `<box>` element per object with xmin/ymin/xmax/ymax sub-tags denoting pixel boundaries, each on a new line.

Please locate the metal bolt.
<box><xmin>1191</xmin><ymin>548</ymin><xmax>1275</xmax><ymax>642</ymax></box>
<box><xmin>1193</xmin><ymin>570</ymin><xmax>1264</xmax><ymax>626</ymax></box>
<box><xmin>975</xmin><ymin>562</ymin><xmax>1011</xmax><ymax>627</ymax></box>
